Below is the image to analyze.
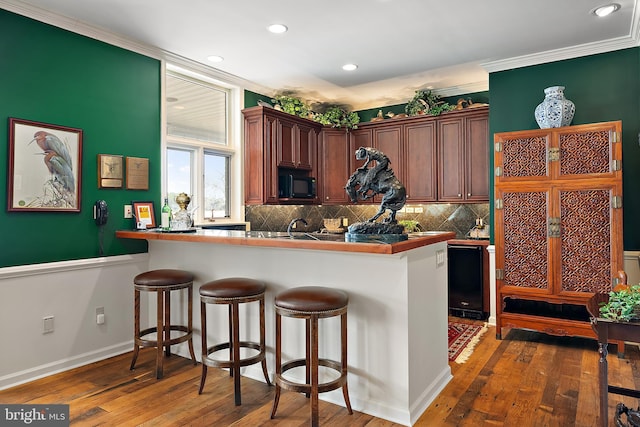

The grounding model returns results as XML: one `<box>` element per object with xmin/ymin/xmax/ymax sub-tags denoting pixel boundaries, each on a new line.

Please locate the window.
<box><xmin>164</xmin><ymin>66</ymin><xmax>239</xmax><ymax>222</ymax></box>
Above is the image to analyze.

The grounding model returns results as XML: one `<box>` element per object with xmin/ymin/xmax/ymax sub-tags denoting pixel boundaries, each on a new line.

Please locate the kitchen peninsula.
<box><xmin>116</xmin><ymin>229</ymin><xmax>454</xmax><ymax>426</ymax></box>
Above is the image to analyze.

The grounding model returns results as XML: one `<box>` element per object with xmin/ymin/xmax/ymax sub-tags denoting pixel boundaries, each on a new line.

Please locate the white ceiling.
<box><xmin>3</xmin><ymin>0</ymin><xmax>639</xmax><ymax>110</ymax></box>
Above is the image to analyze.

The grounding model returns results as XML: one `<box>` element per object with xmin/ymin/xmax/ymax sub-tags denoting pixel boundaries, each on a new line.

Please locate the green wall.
<box><xmin>489</xmin><ymin>47</ymin><xmax>640</xmax><ymax>250</ymax></box>
<box><xmin>0</xmin><ymin>10</ymin><xmax>161</xmax><ymax>267</ymax></box>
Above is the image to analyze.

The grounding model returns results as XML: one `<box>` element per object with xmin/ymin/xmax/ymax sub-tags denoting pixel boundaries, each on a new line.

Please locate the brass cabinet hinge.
<box><xmin>548</xmin><ymin>217</ymin><xmax>561</xmax><ymax>237</ymax></box>
<box><xmin>547</xmin><ymin>147</ymin><xmax>560</xmax><ymax>162</ymax></box>
<box><xmin>495</xmin><ymin>166</ymin><xmax>503</xmax><ymax>177</ymax></box>
<box><xmin>612</xmin><ymin>131</ymin><xmax>620</xmax><ymax>143</ymax></box>
<box><xmin>612</xmin><ymin>160</ymin><xmax>621</xmax><ymax>171</ymax></box>
<box><xmin>496</xmin><ymin>269</ymin><xmax>504</xmax><ymax>280</ymax></box>
<box><xmin>495</xmin><ymin>199</ymin><xmax>503</xmax><ymax>210</ymax></box>
<box><xmin>495</xmin><ymin>142</ymin><xmax>502</xmax><ymax>152</ymax></box>
<box><xmin>612</xmin><ymin>196</ymin><xmax>623</xmax><ymax>209</ymax></box>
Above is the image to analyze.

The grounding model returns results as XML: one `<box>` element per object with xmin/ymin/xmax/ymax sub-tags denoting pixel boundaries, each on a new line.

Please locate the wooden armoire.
<box><xmin>494</xmin><ymin>121</ymin><xmax>624</xmax><ymax>339</ymax></box>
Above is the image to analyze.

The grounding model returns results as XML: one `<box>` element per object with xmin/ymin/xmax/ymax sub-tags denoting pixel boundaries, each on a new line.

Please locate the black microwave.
<box><xmin>279</xmin><ymin>175</ymin><xmax>316</xmax><ymax>199</ymax></box>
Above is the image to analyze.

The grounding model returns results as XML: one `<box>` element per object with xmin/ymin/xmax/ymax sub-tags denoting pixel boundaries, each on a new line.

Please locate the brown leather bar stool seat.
<box><xmin>129</xmin><ymin>269</ymin><xmax>196</xmax><ymax>379</ymax></box>
<box><xmin>270</xmin><ymin>286</ymin><xmax>353</xmax><ymax>426</ymax></box>
<box><xmin>199</xmin><ymin>277</ymin><xmax>271</xmax><ymax>405</ymax></box>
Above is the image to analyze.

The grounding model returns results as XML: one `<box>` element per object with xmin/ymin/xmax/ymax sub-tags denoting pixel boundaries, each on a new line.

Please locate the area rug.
<box><xmin>448</xmin><ymin>321</ymin><xmax>488</xmax><ymax>364</ymax></box>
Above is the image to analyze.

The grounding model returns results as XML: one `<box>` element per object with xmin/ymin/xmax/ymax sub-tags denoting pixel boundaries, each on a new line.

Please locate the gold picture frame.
<box><xmin>97</xmin><ymin>154</ymin><xmax>123</xmax><ymax>188</ymax></box>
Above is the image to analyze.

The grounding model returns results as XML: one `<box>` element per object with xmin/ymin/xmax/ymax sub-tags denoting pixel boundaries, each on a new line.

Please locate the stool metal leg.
<box><xmin>156</xmin><ymin>289</ymin><xmax>165</xmax><ymax>379</ymax></box>
<box><xmin>199</xmin><ymin>300</ymin><xmax>208</xmax><ymax>394</ymax></box>
<box><xmin>305</xmin><ymin>318</ymin><xmax>311</xmax><ymax>399</ymax></box>
<box><xmin>270</xmin><ymin>311</ymin><xmax>282</xmax><ymax>419</ymax></box>
<box><xmin>187</xmin><ymin>285</ymin><xmax>196</xmax><ymax>364</ymax></box>
<box><xmin>341</xmin><ymin>311</ymin><xmax>353</xmax><ymax>414</ymax></box>
<box><xmin>130</xmin><ymin>288</ymin><xmax>141</xmax><ymax>370</ymax></box>
<box><xmin>231</xmin><ymin>301</ymin><xmax>242</xmax><ymax>405</ymax></box>
<box><xmin>310</xmin><ymin>314</ymin><xmax>319</xmax><ymax>427</ymax></box>
<box><xmin>259</xmin><ymin>297</ymin><xmax>271</xmax><ymax>385</ymax></box>
<box><xmin>164</xmin><ymin>288</ymin><xmax>171</xmax><ymax>357</ymax></box>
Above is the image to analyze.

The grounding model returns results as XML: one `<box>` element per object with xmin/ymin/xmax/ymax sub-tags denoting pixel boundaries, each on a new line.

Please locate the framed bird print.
<box><xmin>7</xmin><ymin>118</ymin><xmax>83</xmax><ymax>212</ymax></box>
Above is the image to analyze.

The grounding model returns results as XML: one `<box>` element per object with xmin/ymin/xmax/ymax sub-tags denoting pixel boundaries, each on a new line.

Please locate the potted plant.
<box><xmin>405</xmin><ymin>89</ymin><xmax>455</xmax><ymax>116</ymax></box>
<box><xmin>599</xmin><ymin>283</ymin><xmax>640</xmax><ymax>321</ymax></box>
<box><xmin>312</xmin><ymin>103</ymin><xmax>360</xmax><ymax>130</ymax></box>
<box><xmin>271</xmin><ymin>94</ymin><xmax>311</xmax><ymax>118</ymax></box>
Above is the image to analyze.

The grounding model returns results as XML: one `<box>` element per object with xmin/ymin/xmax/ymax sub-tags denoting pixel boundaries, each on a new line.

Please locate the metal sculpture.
<box><xmin>345</xmin><ymin>146</ymin><xmax>406</xmax><ymax>224</ymax></box>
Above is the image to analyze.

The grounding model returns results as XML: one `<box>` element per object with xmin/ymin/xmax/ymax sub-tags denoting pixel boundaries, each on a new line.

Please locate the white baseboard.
<box><xmin>0</xmin><ymin>341</ymin><xmax>132</xmax><ymax>391</ymax></box>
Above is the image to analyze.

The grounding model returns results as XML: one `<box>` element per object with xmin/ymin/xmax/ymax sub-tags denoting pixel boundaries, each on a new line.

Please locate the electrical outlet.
<box><xmin>96</xmin><ymin>307</ymin><xmax>105</xmax><ymax>325</ymax></box>
<box><xmin>342</xmin><ymin>217</ymin><xmax>349</xmax><ymax>227</ymax></box>
<box><xmin>124</xmin><ymin>205</ymin><xmax>133</xmax><ymax>219</ymax></box>
<box><xmin>436</xmin><ymin>250</ymin><xmax>445</xmax><ymax>267</ymax></box>
<box><xmin>43</xmin><ymin>316</ymin><xmax>54</xmax><ymax>334</ymax></box>
<box><xmin>406</xmin><ymin>207</ymin><xmax>415</xmax><ymax>213</ymax></box>
<box><xmin>414</xmin><ymin>206</ymin><xmax>424</xmax><ymax>213</ymax></box>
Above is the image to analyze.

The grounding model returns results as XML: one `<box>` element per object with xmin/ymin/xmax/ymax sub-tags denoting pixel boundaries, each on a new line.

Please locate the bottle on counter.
<box><xmin>161</xmin><ymin>197</ymin><xmax>172</xmax><ymax>230</ymax></box>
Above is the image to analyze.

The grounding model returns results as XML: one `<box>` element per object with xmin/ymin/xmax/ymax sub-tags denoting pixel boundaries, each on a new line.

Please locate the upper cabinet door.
<box><xmin>465</xmin><ymin>114</ymin><xmax>489</xmax><ymax>201</ymax></box>
<box><xmin>437</xmin><ymin>118</ymin><xmax>465</xmax><ymax>201</ymax></box>
<box><xmin>404</xmin><ymin>121</ymin><xmax>437</xmax><ymax>202</ymax></box>
<box><xmin>296</xmin><ymin>122</ymin><xmax>316</xmax><ymax>170</ymax></box>
<box><xmin>276</xmin><ymin>117</ymin><xmax>296</xmax><ymax>169</ymax></box>
<box><xmin>320</xmin><ymin>129</ymin><xmax>351</xmax><ymax>204</ymax></box>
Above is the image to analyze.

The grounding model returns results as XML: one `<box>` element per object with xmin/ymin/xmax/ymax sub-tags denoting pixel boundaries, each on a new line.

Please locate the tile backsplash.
<box><xmin>245</xmin><ymin>203</ymin><xmax>489</xmax><ymax>239</ymax></box>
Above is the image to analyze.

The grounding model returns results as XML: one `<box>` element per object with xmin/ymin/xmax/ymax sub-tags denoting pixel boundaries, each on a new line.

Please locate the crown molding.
<box><xmin>482</xmin><ymin>1</ymin><xmax>640</xmax><ymax>73</ymax></box>
<box><xmin>481</xmin><ymin>36</ymin><xmax>638</xmax><ymax>73</ymax></box>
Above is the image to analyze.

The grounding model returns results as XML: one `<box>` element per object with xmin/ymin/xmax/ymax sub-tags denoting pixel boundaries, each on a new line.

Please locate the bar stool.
<box><xmin>129</xmin><ymin>269</ymin><xmax>196</xmax><ymax>379</ymax></box>
<box><xmin>198</xmin><ymin>277</ymin><xmax>271</xmax><ymax>405</ymax></box>
<box><xmin>270</xmin><ymin>286</ymin><xmax>352</xmax><ymax>426</ymax></box>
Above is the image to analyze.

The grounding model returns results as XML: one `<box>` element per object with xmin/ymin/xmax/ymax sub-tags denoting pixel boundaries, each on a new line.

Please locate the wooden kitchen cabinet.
<box><xmin>276</xmin><ymin>117</ymin><xmax>316</xmax><ymax>170</ymax></box>
<box><xmin>494</xmin><ymin>121</ymin><xmax>624</xmax><ymax>339</ymax></box>
<box><xmin>438</xmin><ymin>108</ymin><xmax>489</xmax><ymax>202</ymax></box>
<box><xmin>319</xmin><ymin>129</ymin><xmax>352</xmax><ymax>204</ymax></box>
<box><xmin>242</xmin><ymin>106</ymin><xmax>322</xmax><ymax>205</ymax></box>
<box><xmin>404</xmin><ymin>121</ymin><xmax>437</xmax><ymax>202</ymax></box>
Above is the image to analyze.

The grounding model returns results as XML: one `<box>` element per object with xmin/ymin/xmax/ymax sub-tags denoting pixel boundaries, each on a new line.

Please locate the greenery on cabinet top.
<box><xmin>243</xmin><ymin>89</ymin><xmax>489</xmax><ymax>129</ymax></box>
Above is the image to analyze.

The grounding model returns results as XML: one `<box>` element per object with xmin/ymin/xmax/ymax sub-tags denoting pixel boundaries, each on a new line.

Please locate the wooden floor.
<box><xmin>2</xmin><ymin>320</ymin><xmax>639</xmax><ymax>426</ymax></box>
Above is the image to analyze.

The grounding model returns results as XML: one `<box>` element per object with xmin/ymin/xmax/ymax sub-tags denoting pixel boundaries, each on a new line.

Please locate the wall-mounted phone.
<box><xmin>94</xmin><ymin>200</ymin><xmax>109</xmax><ymax>226</ymax></box>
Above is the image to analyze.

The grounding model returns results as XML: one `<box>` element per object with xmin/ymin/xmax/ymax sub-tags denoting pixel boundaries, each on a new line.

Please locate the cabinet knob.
<box><xmin>326</xmin><ymin>196</ymin><xmax>329</xmax><ymax>200</ymax></box>
<box><xmin>458</xmin><ymin>194</ymin><xmax>462</xmax><ymax>198</ymax></box>
<box><xmin>467</xmin><ymin>193</ymin><xmax>471</xmax><ymax>197</ymax></box>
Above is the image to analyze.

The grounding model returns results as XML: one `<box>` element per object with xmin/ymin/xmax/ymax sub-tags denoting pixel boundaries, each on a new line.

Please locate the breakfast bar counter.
<box><xmin>116</xmin><ymin>228</ymin><xmax>455</xmax><ymax>426</ymax></box>
<box><xmin>115</xmin><ymin>228</ymin><xmax>454</xmax><ymax>254</ymax></box>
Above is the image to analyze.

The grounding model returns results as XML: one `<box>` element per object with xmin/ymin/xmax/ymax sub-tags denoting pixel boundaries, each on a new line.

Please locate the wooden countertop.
<box><xmin>116</xmin><ymin>229</ymin><xmax>455</xmax><ymax>255</ymax></box>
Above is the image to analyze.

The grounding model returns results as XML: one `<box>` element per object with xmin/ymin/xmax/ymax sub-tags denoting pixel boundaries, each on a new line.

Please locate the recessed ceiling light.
<box><xmin>593</xmin><ymin>3</ymin><xmax>620</xmax><ymax>17</ymax></box>
<box><xmin>342</xmin><ymin>63</ymin><xmax>358</xmax><ymax>71</ymax></box>
<box><xmin>268</xmin><ymin>24</ymin><xmax>288</xmax><ymax>34</ymax></box>
<box><xmin>207</xmin><ymin>55</ymin><xmax>224</xmax><ymax>63</ymax></box>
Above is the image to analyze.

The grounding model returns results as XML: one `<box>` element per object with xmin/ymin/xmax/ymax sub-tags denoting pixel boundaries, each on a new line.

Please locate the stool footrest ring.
<box><xmin>202</xmin><ymin>341</ymin><xmax>266</xmax><ymax>369</ymax></box>
<box><xmin>275</xmin><ymin>358</ymin><xmax>347</xmax><ymax>394</ymax></box>
<box><xmin>135</xmin><ymin>325</ymin><xmax>193</xmax><ymax>348</ymax></box>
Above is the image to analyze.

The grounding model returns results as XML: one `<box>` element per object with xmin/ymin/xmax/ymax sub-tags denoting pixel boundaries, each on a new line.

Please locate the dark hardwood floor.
<box><xmin>2</xmin><ymin>319</ymin><xmax>639</xmax><ymax>426</ymax></box>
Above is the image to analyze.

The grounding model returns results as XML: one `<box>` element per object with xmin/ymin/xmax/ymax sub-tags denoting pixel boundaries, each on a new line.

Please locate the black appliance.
<box><xmin>448</xmin><ymin>244</ymin><xmax>485</xmax><ymax>319</ymax></box>
<box><xmin>278</xmin><ymin>175</ymin><xmax>316</xmax><ymax>199</ymax></box>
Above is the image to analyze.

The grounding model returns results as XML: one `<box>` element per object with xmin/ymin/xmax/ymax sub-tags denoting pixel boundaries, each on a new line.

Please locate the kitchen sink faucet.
<box><xmin>287</xmin><ymin>218</ymin><xmax>308</xmax><ymax>237</ymax></box>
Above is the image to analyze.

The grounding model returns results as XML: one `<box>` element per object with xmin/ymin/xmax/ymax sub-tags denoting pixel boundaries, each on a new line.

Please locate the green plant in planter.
<box><xmin>313</xmin><ymin>104</ymin><xmax>360</xmax><ymax>130</ymax></box>
<box><xmin>271</xmin><ymin>94</ymin><xmax>310</xmax><ymax>118</ymax></box>
<box><xmin>599</xmin><ymin>284</ymin><xmax>640</xmax><ymax>321</ymax></box>
<box><xmin>398</xmin><ymin>220</ymin><xmax>422</xmax><ymax>233</ymax></box>
<box><xmin>405</xmin><ymin>89</ymin><xmax>455</xmax><ymax>116</ymax></box>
